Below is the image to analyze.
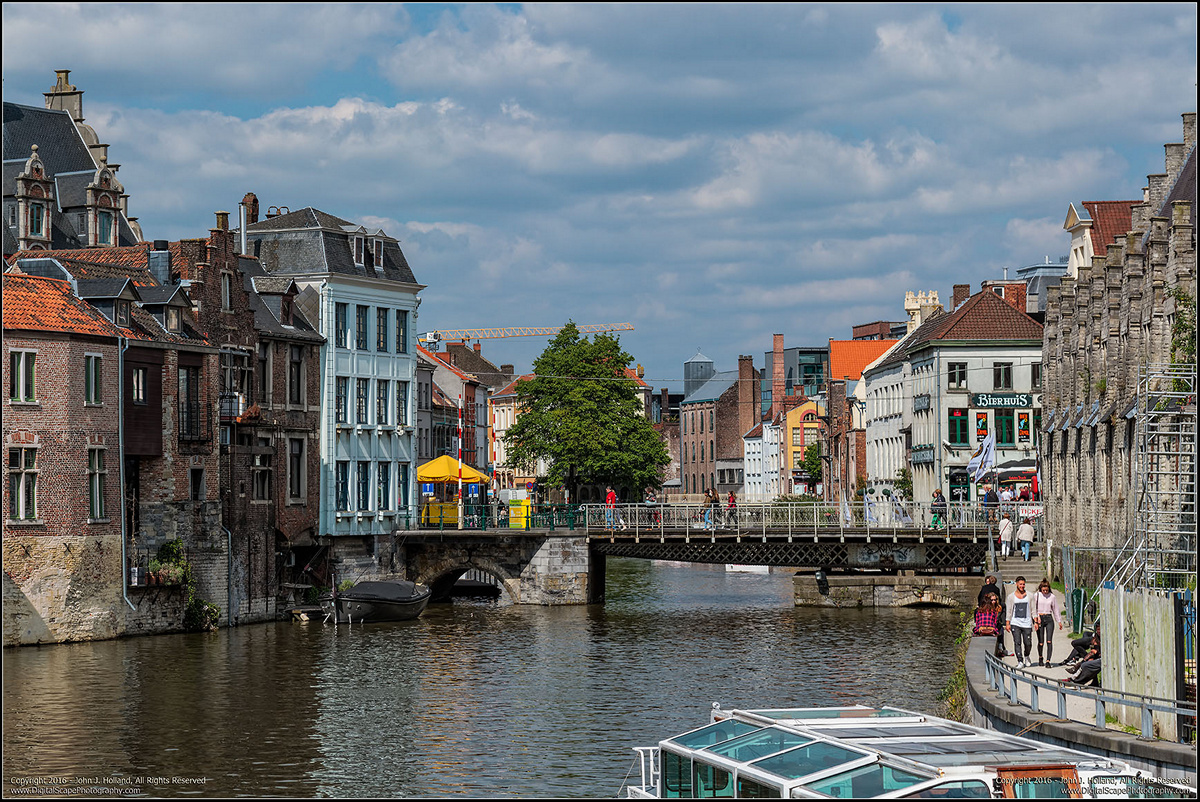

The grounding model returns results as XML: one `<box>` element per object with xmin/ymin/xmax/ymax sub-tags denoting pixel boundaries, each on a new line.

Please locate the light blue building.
<box><xmin>246</xmin><ymin>208</ymin><xmax>424</xmax><ymax>569</ymax></box>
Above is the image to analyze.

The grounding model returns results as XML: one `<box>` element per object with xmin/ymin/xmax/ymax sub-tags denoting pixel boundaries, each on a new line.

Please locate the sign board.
<box><xmin>421</xmin><ymin>482</ymin><xmax>436</xmax><ymax>495</ymax></box>
<box><xmin>526</xmin><ymin>481</ymin><xmax>535</xmax><ymax>491</ymax></box>
<box><xmin>1017</xmin><ymin>412</ymin><xmax>1030</xmax><ymax>443</ymax></box>
<box><xmin>976</xmin><ymin>412</ymin><xmax>989</xmax><ymax>439</ymax></box>
<box><xmin>971</xmin><ymin>393</ymin><xmax>1032</xmax><ymax>408</ymax></box>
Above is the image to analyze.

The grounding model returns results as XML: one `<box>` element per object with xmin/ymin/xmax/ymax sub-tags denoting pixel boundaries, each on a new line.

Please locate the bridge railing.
<box><xmin>582</xmin><ymin>501</ymin><xmax>1008</xmax><ymax>537</ymax></box>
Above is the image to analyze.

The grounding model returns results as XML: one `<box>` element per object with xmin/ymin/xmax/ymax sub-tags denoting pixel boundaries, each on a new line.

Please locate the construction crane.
<box><xmin>420</xmin><ymin>322</ymin><xmax>633</xmax><ymax>347</ymax></box>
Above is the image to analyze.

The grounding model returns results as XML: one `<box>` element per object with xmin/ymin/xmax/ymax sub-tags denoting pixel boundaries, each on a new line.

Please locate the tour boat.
<box><xmin>621</xmin><ymin>704</ymin><xmax>1192</xmax><ymax>799</ymax></box>
<box><xmin>319</xmin><ymin>580</ymin><xmax>431</xmax><ymax>624</ymax></box>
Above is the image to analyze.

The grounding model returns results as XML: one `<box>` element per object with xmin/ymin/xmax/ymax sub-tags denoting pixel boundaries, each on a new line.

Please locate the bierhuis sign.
<box><xmin>971</xmin><ymin>393</ymin><xmax>1032</xmax><ymax>408</ymax></box>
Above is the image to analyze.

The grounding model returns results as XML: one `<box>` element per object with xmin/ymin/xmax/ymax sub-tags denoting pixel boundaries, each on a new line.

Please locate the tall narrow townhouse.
<box><xmin>245</xmin><ymin>208</ymin><xmax>424</xmax><ymax>576</ymax></box>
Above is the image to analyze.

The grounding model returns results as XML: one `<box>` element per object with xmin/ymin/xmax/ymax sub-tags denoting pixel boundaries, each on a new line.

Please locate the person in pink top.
<box><xmin>1033</xmin><ymin>578</ymin><xmax>1064</xmax><ymax>667</ymax></box>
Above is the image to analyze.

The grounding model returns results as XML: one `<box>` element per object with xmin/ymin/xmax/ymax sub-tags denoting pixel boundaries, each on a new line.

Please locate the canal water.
<box><xmin>3</xmin><ymin>559</ymin><xmax>962</xmax><ymax>798</ymax></box>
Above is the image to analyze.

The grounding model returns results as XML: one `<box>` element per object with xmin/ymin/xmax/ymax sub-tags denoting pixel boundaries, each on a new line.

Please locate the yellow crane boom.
<box><xmin>420</xmin><ymin>322</ymin><xmax>633</xmax><ymax>345</ymax></box>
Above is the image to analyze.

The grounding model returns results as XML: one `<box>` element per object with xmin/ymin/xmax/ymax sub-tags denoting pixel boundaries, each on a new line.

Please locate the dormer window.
<box><xmin>166</xmin><ymin>307</ymin><xmax>182</xmax><ymax>333</ymax></box>
<box><xmin>97</xmin><ymin>210</ymin><xmax>114</xmax><ymax>245</ymax></box>
<box><xmin>29</xmin><ymin>203</ymin><xmax>45</xmax><ymax>237</ymax></box>
<box><xmin>373</xmin><ymin>238</ymin><xmax>383</xmax><ymax>267</ymax></box>
<box><xmin>354</xmin><ymin>236</ymin><xmax>365</xmax><ymax>265</ymax></box>
<box><xmin>115</xmin><ymin>301</ymin><xmax>131</xmax><ymax>327</ymax></box>
<box><xmin>281</xmin><ymin>297</ymin><xmax>293</xmax><ymax>325</ymax></box>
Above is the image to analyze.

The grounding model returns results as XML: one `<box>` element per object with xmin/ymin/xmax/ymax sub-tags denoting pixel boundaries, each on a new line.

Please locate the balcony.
<box><xmin>219</xmin><ymin>392</ymin><xmax>247</xmax><ymax>421</ymax></box>
<box><xmin>179</xmin><ymin>401</ymin><xmax>212</xmax><ymax>444</ymax></box>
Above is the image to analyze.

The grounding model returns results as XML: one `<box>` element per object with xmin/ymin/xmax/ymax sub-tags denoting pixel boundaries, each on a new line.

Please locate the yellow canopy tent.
<box><xmin>417</xmin><ymin>455</ymin><xmax>491</xmax><ymax>485</ymax></box>
<box><xmin>417</xmin><ymin>456</ymin><xmax>490</xmax><ymax>526</ymax></box>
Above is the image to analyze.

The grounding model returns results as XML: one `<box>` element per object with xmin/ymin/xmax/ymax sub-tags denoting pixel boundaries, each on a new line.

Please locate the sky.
<box><xmin>3</xmin><ymin>3</ymin><xmax>1196</xmax><ymax>391</ymax></box>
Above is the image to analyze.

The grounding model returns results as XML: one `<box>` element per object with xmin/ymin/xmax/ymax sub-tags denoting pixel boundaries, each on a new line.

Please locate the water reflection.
<box><xmin>4</xmin><ymin>559</ymin><xmax>959</xmax><ymax>798</ymax></box>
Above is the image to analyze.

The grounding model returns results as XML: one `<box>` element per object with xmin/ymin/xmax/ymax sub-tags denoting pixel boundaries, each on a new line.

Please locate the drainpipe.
<box><xmin>120</xmin><ymin>336</ymin><xmax>135</xmax><ymax>612</ymax></box>
<box><xmin>225</xmin><ymin>525</ymin><xmax>233</xmax><ymax>626</ymax></box>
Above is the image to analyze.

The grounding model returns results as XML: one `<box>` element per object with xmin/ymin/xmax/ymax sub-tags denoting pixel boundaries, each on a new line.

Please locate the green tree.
<box><xmin>894</xmin><ymin>467</ymin><xmax>913</xmax><ymax>500</ymax></box>
<box><xmin>800</xmin><ymin>442</ymin><xmax>823</xmax><ymax>483</ymax></box>
<box><xmin>503</xmin><ymin>322</ymin><xmax>669</xmax><ymax>499</ymax></box>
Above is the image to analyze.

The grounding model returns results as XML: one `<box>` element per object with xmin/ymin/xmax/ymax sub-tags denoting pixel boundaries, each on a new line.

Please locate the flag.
<box><xmin>1032</xmin><ymin>449</ymin><xmax>1041</xmax><ymax>500</ymax></box>
<box><xmin>865</xmin><ymin>496</ymin><xmax>879</xmax><ymax>525</ymax></box>
<box><xmin>892</xmin><ymin>496</ymin><xmax>913</xmax><ymax>525</ymax></box>
<box><xmin>967</xmin><ymin>433</ymin><xmax>996</xmax><ymax>483</ymax></box>
<box><xmin>841</xmin><ymin>495</ymin><xmax>853</xmax><ymax>526</ymax></box>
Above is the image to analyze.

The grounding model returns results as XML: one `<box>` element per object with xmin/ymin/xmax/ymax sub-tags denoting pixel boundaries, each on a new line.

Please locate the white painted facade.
<box><xmin>742</xmin><ymin>431</ymin><xmax>765</xmax><ymax>501</ymax></box>
<box><xmin>309</xmin><ymin>275</ymin><xmax>422</xmax><ymax>536</ymax></box>
<box><xmin>864</xmin><ymin>359</ymin><xmax>910</xmax><ymax>496</ymax></box>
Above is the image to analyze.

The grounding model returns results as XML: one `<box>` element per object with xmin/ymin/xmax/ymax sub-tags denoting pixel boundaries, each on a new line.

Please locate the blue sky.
<box><xmin>3</xmin><ymin>3</ymin><xmax>1196</xmax><ymax>390</ymax></box>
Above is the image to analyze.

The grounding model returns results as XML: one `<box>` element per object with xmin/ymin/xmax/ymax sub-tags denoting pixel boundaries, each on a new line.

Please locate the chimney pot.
<box><xmin>215</xmin><ymin>211</ymin><xmax>229</xmax><ymax>231</ymax></box>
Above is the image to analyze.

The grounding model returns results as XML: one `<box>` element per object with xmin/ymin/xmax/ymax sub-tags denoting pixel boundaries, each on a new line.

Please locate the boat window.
<box><xmin>662</xmin><ymin>749</ymin><xmax>692</xmax><ymax>798</ymax></box>
<box><xmin>901</xmin><ymin>779</ymin><xmax>991</xmax><ymax>798</ymax></box>
<box><xmin>735</xmin><ymin>777</ymin><xmax>783</xmax><ymax>798</ymax></box>
<box><xmin>803</xmin><ymin>762</ymin><xmax>931</xmax><ymax>798</ymax></box>
<box><xmin>748</xmin><ymin>741</ymin><xmax>865</xmax><ymax>780</ymax></box>
<box><xmin>876</xmin><ymin>738</ymin><xmax>1028</xmax><ymax>756</ymax></box>
<box><xmin>703</xmin><ymin>728</ymin><xmax>812</xmax><ymax>762</ymax></box>
<box><xmin>753</xmin><ymin>707</ymin><xmax>909</xmax><ymax>720</ymax></box>
<box><xmin>668</xmin><ymin>720</ymin><xmax>761</xmax><ymax>749</ymax></box>
<box><xmin>1001</xmin><ymin>777</ymin><xmax>1075</xmax><ymax>798</ymax></box>
<box><xmin>693</xmin><ymin>761</ymin><xmax>734</xmax><ymax>798</ymax></box>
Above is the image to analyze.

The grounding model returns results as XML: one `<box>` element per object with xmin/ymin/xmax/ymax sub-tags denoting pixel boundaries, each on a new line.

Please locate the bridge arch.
<box><xmin>415</xmin><ymin>555</ymin><xmax>519</xmax><ymax>603</ymax></box>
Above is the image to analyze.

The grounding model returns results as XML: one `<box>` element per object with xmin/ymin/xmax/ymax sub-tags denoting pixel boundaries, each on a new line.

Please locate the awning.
<box><xmin>996</xmin><ymin>458</ymin><xmax>1037</xmax><ymax>485</ymax></box>
<box><xmin>417</xmin><ymin>455</ymin><xmax>491</xmax><ymax>484</ymax></box>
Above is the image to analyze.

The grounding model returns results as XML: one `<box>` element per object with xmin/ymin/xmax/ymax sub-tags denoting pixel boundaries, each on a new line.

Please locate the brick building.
<box><xmin>1042</xmin><ymin>112</ymin><xmax>1196</xmax><ymax>550</ymax></box>
<box><xmin>679</xmin><ymin>353</ymin><xmax>760</xmax><ymax>497</ymax></box>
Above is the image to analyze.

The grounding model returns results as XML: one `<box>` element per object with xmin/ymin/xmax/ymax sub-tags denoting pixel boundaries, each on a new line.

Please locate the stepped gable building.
<box><xmin>4</xmin><ymin>70</ymin><xmax>143</xmax><ymax>257</ymax></box>
<box><xmin>245</xmin><ymin>205</ymin><xmax>424</xmax><ymax>579</ymax></box>
<box><xmin>1042</xmin><ymin>112</ymin><xmax>1197</xmax><ymax>550</ymax></box>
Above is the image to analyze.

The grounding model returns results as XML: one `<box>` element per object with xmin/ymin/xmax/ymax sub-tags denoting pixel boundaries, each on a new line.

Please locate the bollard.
<box><xmin>1095</xmin><ymin>697</ymin><xmax>1106</xmax><ymax>731</ymax></box>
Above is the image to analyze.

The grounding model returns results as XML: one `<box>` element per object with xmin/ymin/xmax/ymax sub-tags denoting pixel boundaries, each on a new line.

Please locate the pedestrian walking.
<box><xmin>982</xmin><ymin>483</ymin><xmax>1000</xmax><ymax>525</ymax></box>
<box><xmin>1017</xmin><ymin>517</ymin><xmax>1036</xmax><ymax>561</ymax></box>
<box><xmin>726</xmin><ymin>491</ymin><xmax>737</xmax><ymax>528</ymax></box>
<box><xmin>1005</xmin><ymin>576</ymin><xmax>1034</xmax><ymax>668</ymax></box>
<box><xmin>645</xmin><ymin>486</ymin><xmax>660</xmax><ymax>525</ymax></box>
<box><xmin>930</xmin><ymin>489</ymin><xmax>947</xmax><ymax>529</ymax></box>
<box><xmin>998</xmin><ymin>513</ymin><xmax>1014</xmax><ymax>558</ymax></box>
<box><xmin>978</xmin><ymin>574</ymin><xmax>1008</xmax><ymax>657</ymax></box>
<box><xmin>605</xmin><ymin>486</ymin><xmax>617</xmax><ymax>531</ymax></box>
<box><xmin>1033</xmin><ymin>579</ymin><xmax>1064</xmax><ymax>667</ymax></box>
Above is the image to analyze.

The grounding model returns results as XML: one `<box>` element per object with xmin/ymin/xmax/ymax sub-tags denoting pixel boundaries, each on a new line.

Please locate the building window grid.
<box><xmin>993</xmin><ymin>362</ymin><xmax>1014</xmax><ymax>391</ymax></box>
<box><xmin>356</xmin><ymin>462</ymin><xmax>371</xmax><ymax>511</ymax></box>
<box><xmin>254</xmin><ymin>437</ymin><xmax>273</xmax><ymax>501</ymax></box>
<box><xmin>336</xmin><ymin>461</ymin><xmax>350</xmax><ymax>511</ymax></box>
<box><xmin>396</xmin><ymin>310</ymin><xmax>408</xmax><ymax>354</ymax></box>
<box><xmin>131</xmin><ymin>367</ymin><xmax>147</xmax><ymax>405</ymax></box>
<box><xmin>335</xmin><ymin>377</ymin><xmax>349</xmax><ymax>424</ymax></box>
<box><xmin>288</xmin><ymin>345</ymin><xmax>304</xmax><ymax>406</ymax></box>
<box><xmin>84</xmin><ymin>355</ymin><xmax>103</xmax><ymax>405</ymax></box>
<box><xmin>948</xmin><ymin>362</ymin><xmax>968</xmax><ymax>390</ymax></box>
<box><xmin>356</xmin><ymin>379</ymin><xmax>370</xmax><ymax>425</ymax></box>
<box><xmin>377</xmin><ymin>309</ymin><xmax>390</xmax><ymax>352</ymax></box>
<box><xmin>335</xmin><ymin>303</ymin><xmax>348</xmax><ymax>349</ymax></box>
<box><xmin>377</xmin><ymin>380</ymin><xmax>390</xmax><ymax>426</ymax></box>
<box><xmin>377</xmin><ymin>461</ymin><xmax>391</xmax><ymax>511</ymax></box>
<box><xmin>355</xmin><ymin>305</ymin><xmax>369</xmax><ymax>350</ymax></box>
<box><xmin>995</xmin><ymin>409</ymin><xmax>1016</xmax><ymax>446</ymax></box>
<box><xmin>9</xmin><ymin>351</ymin><xmax>36</xmax><ymax>402</ymax></box>
<box><xmin>397</xmin><ymin>381</ymin><xmax>409</xmax><ymax>426</ymax></box>
<box><xmin>87</xmin><ymin>448</ymin><xmax>106</xmax><ymax>519</ymax></box>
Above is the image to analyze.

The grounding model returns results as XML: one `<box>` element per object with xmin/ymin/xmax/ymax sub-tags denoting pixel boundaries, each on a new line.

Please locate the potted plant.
<box><xmin>148</xmin><ymin>559</ymin><xmax>162</xmax><ymax>585</ymax></box>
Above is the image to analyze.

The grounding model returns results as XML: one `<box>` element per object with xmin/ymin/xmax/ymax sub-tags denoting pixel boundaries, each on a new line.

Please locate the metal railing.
<box><xmin>983</xmin><ymin>650</ymin><xmax>1197</xmax><ymax>744</ymax></box>
<box><xmin>415</xmin><ymin>502</ymin><xmax>579</xmax><ymax>532</ymax></box>
<box><xmin>579</xmin><ymin>500</ymin><xmax>1030</xmax><ymax>537</ymax></box>
<box><xmin>178</xmin><ymin>401</ymin><xmax>212</xmax><ymax>443</ymax></box>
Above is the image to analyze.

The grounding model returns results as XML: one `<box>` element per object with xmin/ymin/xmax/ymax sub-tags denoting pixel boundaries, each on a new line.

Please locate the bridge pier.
<box><xmin>793</xmin><ymin>571</ymin><xmax>980</xmax><ymax>608</ymax></box>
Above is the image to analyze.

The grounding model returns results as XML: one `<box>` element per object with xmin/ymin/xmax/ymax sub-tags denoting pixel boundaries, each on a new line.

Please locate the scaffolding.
<box><xmin>1100</xmin><ymin>363</ymin><xmax>1197</xmax><ymax>592</ymax></box>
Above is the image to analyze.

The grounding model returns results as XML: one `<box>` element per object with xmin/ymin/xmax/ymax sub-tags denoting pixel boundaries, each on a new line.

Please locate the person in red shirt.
<box><xmin>605</xmin><ymin>486</ymin><xmax>617</xmax><ymax>531</ymax></box>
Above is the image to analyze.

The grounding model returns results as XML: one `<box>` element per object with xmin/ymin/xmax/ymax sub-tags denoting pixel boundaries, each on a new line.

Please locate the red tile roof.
<box><xmin>1082</xmin><ymin>201</ymin><xmax>1136</xmax><ymax>257</ymax></box>
<box><xmin>2</xmin><ymin>273</ymin><xmax>127</xmax><ymax>338</ymax></box>
<box><xmin>829</xmin><ymin>339</ymin><xmax>898</xmax><ymax>381</ymax></box>
<box><xmin>930</xmin><ymin>288</ymin><xmax>1043</xmax><ymax>342</ymax></box>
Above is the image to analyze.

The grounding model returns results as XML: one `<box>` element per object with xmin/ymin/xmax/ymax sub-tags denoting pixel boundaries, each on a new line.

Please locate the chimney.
<box><xmin>500</xmin><ymin>364</ymin><xmax>514</xmax><ymax>377</ymax></box>
<box><xmin>148</xmin><ymin>240</ymin><xmax>172</xmax><ymax>285</ymax></box>
<box><xmin>44</xmin><ymin>69</ymin><xmax>84</xmax><ymax>123</ymax></box>
<box><xmin>661</xmin><ymin>387</ymin><xmax>670</xmax><ymax>419</ymax></box>
<box><xmin>952</xmin><ymin>284</ymin><xmax>971</xmax><ymax>310</ymax></box>
<box><xmin>1183</xmin><ymin>112</ymin><xmax>1197</xmax><ymax>151</ymax></box>
<box><xmin>738</xmin><ymin>355</ymin><xmax>756</xmax><ymax>455</ymax></box>
<box><xmin>772</xmin><ymin>334</ymin><xmax>785</xmax><ymax>421</ymax></box>
<box><xmin>214</xmin><ymin>211</ymin><xmax>229</xmax><ymax>231</ymax></box>
<box><xmin>1003</xmin><ymin>283</ymin><xmax>1027</xmax><ymax>314</ymax></box>
<box><xmin>473</xmin><ymin>342</ymin><xmax>482</xmax><ymax>354</ymax></box>
<box><xmin>242</xmin><ymin>193</ymin><xmax>259</xmax><ymax>225</ymax></box>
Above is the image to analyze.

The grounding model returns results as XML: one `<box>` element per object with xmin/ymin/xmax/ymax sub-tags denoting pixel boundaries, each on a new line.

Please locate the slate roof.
<box><xmin>246</xmin><ymin>207</ymin><xmax>419</xmax><ymax>285</ymax></box>
<box><xmin>3</xmin><ymin>102</ymin><xmax>139</xmax><ymax>251</ymax></box>
<box><xmin>75</xmin><ymin>277</ymin><xmax>135</xmax><ymax>300</ymax></box>
<box><xmin>1081</xmin><ymin>200</ymin><xmax>1136</xmax><ymax>256</ymax></box>
<box><xmin>682</xmin><ymin>369</ymin><xmax>739</xmax><ymax>404</ymax></box>
<box><xmin>829</xmin><ymin>339</ymin><xmax>898</xmax><ymax>382</ymax></box>
<box><xmin>2</xmin><ymin>272</ymin><xmax>126</xmax><ymax>338</ymax></box>
<box><xmin>237</xmin><ymin>256</ymin><xmax>322</xmax><ymax>342</ymax></box>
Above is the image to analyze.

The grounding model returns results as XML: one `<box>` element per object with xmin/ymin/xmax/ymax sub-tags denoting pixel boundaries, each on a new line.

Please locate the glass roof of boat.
<box><xmin>666</xmin><ymin>719</ymin><xmax>761</xmax><ymax>749</ymax></box>
<box><xmin>747</xmin><ymin>740</ymin><xmax>869</xmax><ymax>780</ymax></box>
<box><xmin>701</xmin><ymin>727</ymin><xmax>813</xmax><ymax>762</ymax></box>
<box><xmin>802</xmin><ymin>723</ymin><xmax>972</xmax><ymax>739</ymax></box>
<box><xmin>748</xmin><ymin>706</ymin><xmax>912</xmax><ymax>721</ymax></box>
<box><xmin>800</xmin><ymin>761</ymin><xmax>933</xmax><ymax>797</ymax></box>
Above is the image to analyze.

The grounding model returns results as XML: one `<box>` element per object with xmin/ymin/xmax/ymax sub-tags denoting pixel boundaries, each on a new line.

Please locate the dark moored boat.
<box><xmin>320</xmin><ymin>580</ymin><xmax>431</xmax><ymax>623</ymax></box>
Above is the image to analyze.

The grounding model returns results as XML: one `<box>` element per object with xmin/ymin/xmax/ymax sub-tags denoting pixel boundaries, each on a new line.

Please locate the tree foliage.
<box><xmin>503</xmin><ymin>322</ymin><xmax>669</xmax><ymax>495</ymax></box>
<box><xmin>801</xmin><ymin>442</ymin><xmax>823</xmax><ymax>481</ymax></box>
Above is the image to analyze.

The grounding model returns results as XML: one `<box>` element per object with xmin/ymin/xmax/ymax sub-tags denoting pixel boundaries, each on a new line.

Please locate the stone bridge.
<box><xmin>397</xmin><ymin>524</ymin><xmax>989</xmax><ymax>605</ymax></box>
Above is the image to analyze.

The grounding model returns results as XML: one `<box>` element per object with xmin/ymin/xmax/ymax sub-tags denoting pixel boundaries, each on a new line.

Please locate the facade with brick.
<box><xmin>824</xmin><ymin>339</ymin><xmax>898</xmax><ymax>502</ymax></box>
<box><xmin>679</xmin><ymin>354</ymin><xmax>761</xmax><ymax>497</ymax></box>
<box><xmin>1042</xmin><ymin>113</ymin><xmax>1197</xmax><ymax>550</ymax></box>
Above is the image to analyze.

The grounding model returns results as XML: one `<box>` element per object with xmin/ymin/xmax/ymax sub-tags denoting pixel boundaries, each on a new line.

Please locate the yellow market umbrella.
<box><xmin>417</xmin><ymin>455</ymin><xmax>491</xmax><ymax>484</ymax></box>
